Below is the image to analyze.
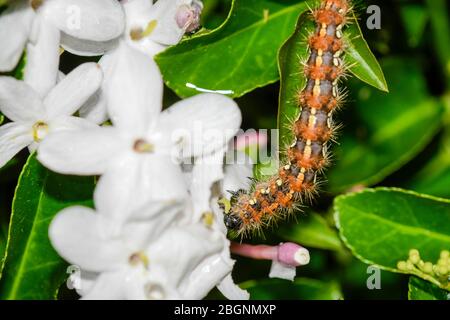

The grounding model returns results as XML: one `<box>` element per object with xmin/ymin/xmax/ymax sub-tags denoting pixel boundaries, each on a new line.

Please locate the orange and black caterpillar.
<box><xmin>222</xmin><ymin>0</ymin><xmax>350</xmax><ymax>237</ymax></box>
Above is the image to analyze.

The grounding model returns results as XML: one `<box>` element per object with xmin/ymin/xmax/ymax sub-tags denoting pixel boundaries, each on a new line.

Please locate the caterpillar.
<box><xmin>221</xmin><ymin>0</ymin><xmax>351</xmax><ymax>237</ymax></box>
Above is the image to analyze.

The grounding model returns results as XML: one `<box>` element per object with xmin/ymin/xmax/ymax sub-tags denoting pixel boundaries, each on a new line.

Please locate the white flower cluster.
<box><xmin>0</xmin><ymin>0</ymin><xmax>253</xmax><ymax>300</ymax></box>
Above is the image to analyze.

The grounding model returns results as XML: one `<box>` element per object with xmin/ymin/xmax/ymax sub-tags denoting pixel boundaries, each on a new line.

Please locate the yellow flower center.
<box><xmin>32</xmin><ymin>121</ymin><xmax>49</xmax><ymax>142</ymax></box>
<box><xmin>202</xmin><ymin>211</ymin><xmax>214</xmax><ymax>228</ymax></box>
<box><xmin>133</xmin><ymin>139</ymin><xmax>154</xmax><ymax>153</ymax></box>
<box><xmin>30</xmin><ymin>0</ymin><xmax>43</xmax><ymax>10</ymax></box>
<box><xmin>129</xmin><ymin>20</ymin><xmax>158</xmax><ymax>41</ymax></box>
<box><xmin>128</xmin><ymin>252</ymin><xmax>149</xmax><ymax>269</ymax></box>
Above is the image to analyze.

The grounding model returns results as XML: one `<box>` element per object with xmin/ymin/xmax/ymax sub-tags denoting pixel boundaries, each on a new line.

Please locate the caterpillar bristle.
<box><xmin>223</xmin><ymin>0</ymin><xmax>351</xmax><ymax>237</ymax></box>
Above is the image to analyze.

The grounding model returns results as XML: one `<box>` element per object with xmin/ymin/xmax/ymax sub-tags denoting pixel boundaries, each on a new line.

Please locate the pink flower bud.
<box><xmin>230</xmin><ymin>242</ymin><xmax>310</xmax><ymax>267</ymax></box>
<box><xmin>176</xmin><ymin>2</ymin><xmax>203</xmax><ymax>33</ymax></box>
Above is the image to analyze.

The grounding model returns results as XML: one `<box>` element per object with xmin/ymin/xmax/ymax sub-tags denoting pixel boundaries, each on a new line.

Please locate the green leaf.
<box><xmin>425</xmin><ymin>0</ymin><xmax>450</xmax><ymax>88</ymax></box>
<box><xmin>405</xmin><ymin>131</ymin><xmax>450</xmax><ymax>198</ymax></box>
<box><xmin>277</xmin><ymin>213</ymin><xmax>343</xmax><ymax>251</ymax></box>
<box><xmin>0</xmin><ymin>213</ymin><xmax>7</xmax><ymax>267</ymax></box>
<box><xmin>408</xmin><ymin>276</ymin><xmax>449</xmax><ymax>300</ymax></box>
<box><xmin>327</xmin><ymin>58</ymin><xmax>444</xmax><ymax>192</ymax></box>
<box><xmin>0</xmin><ymin>154</ymin><xmax>95</xmax><ymax>300</ymax></box>
<box><xmin>405</xmin><ymin>95</ymin><xmax>450</xmax><ymax>198</ymax></box>
<box><xmin>0</xmin><ymin>113</ymin><xmax>3</xmax><ymax>125</ymax></box>
<box><xmin>156</xmin><ymin>0</ymin><xmax>314</xmax><ymax>98</ymax></box>
<box><xmin>345</xmin><ymin>13</ymin><xmax>388</xmax><ymax>92</ymax></box>
<box><xmin>241</xmin><ymin>278</ymin><xmax>343</xmax><ymax>300</ymax></box>
<box><xmin>400</xmin><ymin>5</ymin><xmax>429</xmax><ymax>48</ymax></box>
<box><xmin>334</xmin><ymin>188</ymin><xmax>450</xmax><ymax>288</ymax></box>
<box><xmin>11</xmin><ymin>53</ymin><xmax>26</xmax><ymax>80</ymax></box>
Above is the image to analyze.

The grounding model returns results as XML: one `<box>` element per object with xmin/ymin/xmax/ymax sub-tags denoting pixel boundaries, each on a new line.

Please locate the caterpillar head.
<box><xmin>218</xmin><ymin>197</ymin><xmax>243</xmax><ymax>231</ymax></box>
<box><xmin>223</xmin><ymin>213</ymin><xmax>243</xmax><ymax>231</ymax></box>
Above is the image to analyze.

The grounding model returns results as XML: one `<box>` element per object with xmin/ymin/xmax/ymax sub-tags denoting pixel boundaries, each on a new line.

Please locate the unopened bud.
<box><xmin>397</xmin><ymin>261</ymin><xmax>407</xmax><ymax>271</ymax></box>
<box><xmin>176</xmin><ymin>2</ymin><xmax>203</xmax><ymax>33</ymax></box>
<box><xmin>423</xmin><ymin>262</ymin><xmax>433</xmax><ymax>274</ymax></box>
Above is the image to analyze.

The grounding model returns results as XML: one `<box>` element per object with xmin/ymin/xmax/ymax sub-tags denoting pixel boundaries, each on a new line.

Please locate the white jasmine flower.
<box><xmin>124</xmin><ymin>0</ymin><xmax>203</xmax><ymax>56</ymax></box>
<box><xmin>180</xmin><ymin>148</ymin><xmax>253</xmax><ymax>300</ymax></box>
<box><xmin>0</xmin><ymin>0</ymin><xmax>124</xmax><ymax>96</ymax></box>
<box><xmin>80</xmin><ymin>0</ymin><xmax>204</xmax><ymax>123</ymax></box>
<box><xmin>38</xmin><ymin>44</ymin><xmax>242</xmax><ymax>223</ymax></box>
<box><xmin>0</xmin><ymin>62</ymin><xmax>102</xmax><ymax>168</ymax></box>
<box><xmin>49</xmin><ymin>200</ymin><xmax>224</xmax><ymax>300</ymax></box>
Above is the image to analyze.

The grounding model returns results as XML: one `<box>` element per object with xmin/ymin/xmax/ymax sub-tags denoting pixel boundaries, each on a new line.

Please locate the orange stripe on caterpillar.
<box><xmin>222</xmin><ymin>0</ymin><xmax>351</xmax><ymax>238</ymax></box>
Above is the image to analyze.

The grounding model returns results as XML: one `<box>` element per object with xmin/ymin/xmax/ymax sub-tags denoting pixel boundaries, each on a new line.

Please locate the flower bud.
<box><xmin>176</xmin><ymin>1</ymin><xmax>203</xmax><ymax>33</ymax></box>
<box><xmin>409</xmin><ymin>249</ymin><xmax>420</xmax><ymax>264</ymax></box>
<box><xmin>423</xmin><ymin>262</ymin><xmax>433</xmax><ymax>274</ymax></box>
<box><xmin>397</xmin><ymin>261</ymin><xmax>407</xmax><ymax>271</ymax></box>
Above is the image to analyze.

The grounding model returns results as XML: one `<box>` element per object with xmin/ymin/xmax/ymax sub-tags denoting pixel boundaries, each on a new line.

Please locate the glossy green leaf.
<box><xmin>334</xmin><ymin>188</ymin><xmax>450</xmax><ymax>284</ymax></box>
<box><xmin>400</xmin><ymin>5</ymin><xmax>429</xmax><ymax>48</ymax></box>
<box><xmin>0</xmin><ymin>154</ymin><xmax>95</xmax><ymax>300</ymax></box>
<box><xmin>425</xmin><ymin>0</ymin><xmax>450</xmax><ymax>87</ymax></box>
<box><xmin>242</xmin><ymin>278</ymin><xmax>343</xmax><ymax>300</ymax></box>
<box><xmin>408</xmin><ymin>276</ymin><xmax>449</xmax><ymax>300</ymax></box>
<box><xmin>277</xmin><ymin>213</ymin><xmax>343</xmax><ymax>251</ymax></box>
<box><xmin>0</xmin><ymin>113</ymin><xmax>3</xmax><ymax>125</ymax></box>
<box><xmin>327</xmin><ymin>58</ymin><xmax>444</xmax><ymax>192</ymax></box>
<box><xmin>156</xmin><ymin>0</ymin><xmax>315</xmax><ymax>98</ymax></box>
<box><xmin>405</xmin><ymin>131</ymin><xmax>450</xmax><ymax>198</ymax></box>
<box><xmin>0</xmin><ymin>212</ymin><xmax>6</xmax><ymax>267</ymax></box>
<box><xmin>345</xmin><ymin>14</ymin><xmax>388</xmax><ymax>92</ymax></box>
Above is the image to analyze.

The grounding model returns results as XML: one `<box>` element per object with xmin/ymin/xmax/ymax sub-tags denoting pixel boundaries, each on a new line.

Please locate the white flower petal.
<box><xmin>0</xmin><ymin>2</ymin><xmax>34</xmax><ymax>72</ymax></box>
<box><xmin>127</xmin><ymin>36</ymin><xmax>167</xmax><ymax>57</ymax></box>
<box><xmin>122</xmin><ymin>201</ymin><xmax>185</xmax><ymax>248</ymax></box>
<box><xmin>269</xmin><ymin>260</ymin><xmax>296</xmax><ymax>281</ymax></box>
<box><xmin>123</xmin><ymin>266</ymin><xmax>182</xmax><ymax>300</ymax></box>
<box><xmin>121</xmin><ymin>267</ymin><xmax>153</xmax><ymax>300</ymax></box>
<box><xmin>217</xmin><ymin>273</ymin><xmax>250</xmax><ymax>300</ymax></box>
<box><xmin>48</xmin><ymin>115</ymin><xmax>98</xmax><ymax>133</ymax></box>
<box><xmin>78</xmin><ymin>89</ymin><xmax>108</xmax><ymax>124</ymax></box>
<box><xmin>80</xmin><ymin>272</ymin><xmax>126</xmax><ymax>300</ymax></box>
<box><xmin>189</xmin><ymin>147</ymin><xmax>226</xmax><ymax>222</ymax></box>
<box><xmin>94</xmin><ymin>153</ymin><xmax>188</xmax><ymax>221</ymax></box>
<box><xmin>0</xmin><ymin>77</ymin><xmax>43</xmax><ymax>122</ymax></box>
<box><xmin>180</xmin><ymin>254</ymin><xmax>232</xmax><ymax>299</ymax></box>
<box><xmin>147</xmin><ymin>0</ymin><xmax>193</xmax><ymax>45</ymax></box>
<box><xmin>123</xmin><ymin>0</ymin><xmax>166</xmax><ymax>56</ymax></box>
<box><xmin>156</xmin><ymin>93</ymin><xmax>241</xmax><ymax>158</ymax></box>
<box><xmin>123</xmin><ymin>0</ymin><xmax>154</xmax><ymax>23</ymax></box>
<box><xmin>49</xmin><ymin>206</ymin><xmax>129</xmax><ymax>272</ymax></box>
<box><xmin>148</xmin><ymin>225</ymin><xmax>223</xmax><ymax>286</ymax></box>
<box><xmin>78</xmin><ymin>50</ymin><xmax>116</xmax><ymax>124</ymax></box>
<box><xmin>104</xmin><ymin>42</ymin><xmax>163</xmax><ymax>134</ymax></box>
<box><xmin>77</xmin><ymin>50</ymin><xmax>116</xmax><ymax>124</ymax></box>
<box><xmin>44</xmin><ymin>63</ymin><xmax>102</xmax><ymax>118</ymax></box>
<box><xmin>42</xmin><ymin>0</ymin><xmax>125</xmax><ymax>42</ymax></box>
<box><xmin>37</xmin><ymin>127</ymin><xmax>122</xmax><ymax>175</ymax></box>
<box><xmin>0</xmin><ymin>122</ymin><xmax>33</xmax><ymax>168</ymax></box>
<box><xmin>60</xmin><ymin>33</ymin><xmax>119</xmax><ymax>56</ymax></box>
<box><xmin>223</xmin><ymin>150</ymin><xmax>253</xmax><ymax>194</ymax></box>
<box><xmin>24</xmin><ymin>17</ymin><xmax>60</xmax><ymax>97</ymax></box>
<box><xmin>72</xmin><ymin>270</ymin><xmax>99</xmax><ymax>297</ymax></box>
